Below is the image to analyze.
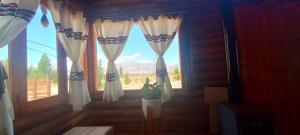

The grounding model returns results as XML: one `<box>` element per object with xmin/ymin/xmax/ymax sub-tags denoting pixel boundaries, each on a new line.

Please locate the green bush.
<box><xmin>124</xmin><ymin>73</ymin><xmax>132</xmax><ymax>85</ymax></box>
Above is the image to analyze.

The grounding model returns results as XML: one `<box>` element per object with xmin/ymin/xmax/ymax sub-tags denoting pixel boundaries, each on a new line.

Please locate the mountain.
<box><xmin>115</xmin><ymin>61</ymin><xmax>179</xmax><ymax>74</ymax></box>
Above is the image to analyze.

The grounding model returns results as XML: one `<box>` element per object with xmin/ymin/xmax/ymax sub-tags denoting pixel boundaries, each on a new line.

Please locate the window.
<box><xmin>26</xmin><ymin>7</ymin><xmax>58</xmax><ymax>101</ymax></box>
<box><xmin>0</xmin><ymin>45</ymin><xmax>8</xmax><ymax>72</ymax></box>
<box><xmin>96</xmin><ymin>25</ymin><xmax>182</xmax><ymax>90</ymax></box>
<box><xmin>66</xmin><ymin>57</ymin><xmax>72</xmax><ymax>92</ymax></box>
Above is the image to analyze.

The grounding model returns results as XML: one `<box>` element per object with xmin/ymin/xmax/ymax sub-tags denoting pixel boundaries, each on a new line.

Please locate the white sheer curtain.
<box><xmin>95</xmin><ymin>19</ymin><xmax>133</xmax><ymax>102</ymax></box>
<box><xmin>47</xmin><ymin>0</ymin><xmax>91</xmax><ymax>111</ymax></box>
<box><xmin>0</xmin><ymin>0</ymin><xmax>39</xmax><ymax>134</ymax></box>
<box><xmin>139</xmin><ymin>15</ymin><xmax>181</xmax><ymax>102</ymax></box>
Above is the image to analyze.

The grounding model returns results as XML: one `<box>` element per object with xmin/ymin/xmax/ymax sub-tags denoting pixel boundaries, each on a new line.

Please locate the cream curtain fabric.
<box><xmin>0</xmin><ymin>0</ymin><xmax>39</xmax><ymax>46</ymax></box>
<box><xmin>0</xmin><ymin>0</ymin><xmax>39</xmax><ymax>134</ymax></box>
<box><xmin>139</xmin><ymin>15</ymin><xmax>181</xmax><ymax>102</ymax></box>
<box><xmin>47</xmin><ymin>0</ymin><xmax>91</xmax><ymax>111</ymax></box>
<box><xmin>0</xmin><ymin>0</ymin><xmax>39</xmax><ymax>135</ymax></box>
<box><xmin>95</xmin><ymin>19</ymin><xmax>133</xmax><ymax>102</ymax></box>
<box><xmin>0</xmin><ymin>80</ymin><xmax>13</xmax><ymax>135</ymax></box>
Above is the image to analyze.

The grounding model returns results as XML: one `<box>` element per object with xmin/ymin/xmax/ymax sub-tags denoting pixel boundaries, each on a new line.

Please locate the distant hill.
<box><xmin>115</xmin><ymin>61</ymin><xmax>179</xmax><ymax>74</ymax></box>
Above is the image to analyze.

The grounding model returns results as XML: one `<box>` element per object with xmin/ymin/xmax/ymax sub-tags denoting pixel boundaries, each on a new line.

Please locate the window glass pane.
<box><xmin>0</xmin><ymin>45</ymin><xmax>9</xmax><ymax>72</ymax></box>
<box><xmin>163</xmin><ymin>34</ymin><xmax>182</xmax><ymax>88</ymax></box>
<box><xmin>27</xmin><ymin>7</ymin><xmax>58</xmax><ymax>101</ymax></box>
<box><xmin>96</xmin><ymin>25</ymin><xmax>182</xmax><ymax>90</ymax></box>
<box><xmin>67</xmin><ymin>57</ymin><xmax>72</xmax><ymax>93</ymax></box>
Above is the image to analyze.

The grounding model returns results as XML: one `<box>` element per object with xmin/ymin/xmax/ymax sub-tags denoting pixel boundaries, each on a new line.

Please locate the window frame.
<box><xmin>85</xmin><ymin>21</ymin><xmax>188</xmax><ymax>99</ymax></box>
<box><xmin>9</xmin><ymin>29</ymin><xmax>68</xmax><ymax>116</ymax></box>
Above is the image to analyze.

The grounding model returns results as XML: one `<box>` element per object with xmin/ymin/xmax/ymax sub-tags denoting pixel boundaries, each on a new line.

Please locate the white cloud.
<box><xmin>116</xmin><ymin>52</ymin><xmax>143</xmax><ymax>63</ymax></box>
<box><xmin>95</xmin><ymin>52</ymin><xmax>153</xmax><ymax>71</ymax></box>
<box><xmin>132</xmin><ymin>52</ymin><xmax>142</xmax><ymax>57</ymax></box>
<box><xmin>137</xmin><ymin>59</ymin><xmax>152</xmax><ymax>63</ymax></box>
<box><xmin>120</xmin><ymin>52</ymin><xmax>142</xmax><ymax>60</ymax></box>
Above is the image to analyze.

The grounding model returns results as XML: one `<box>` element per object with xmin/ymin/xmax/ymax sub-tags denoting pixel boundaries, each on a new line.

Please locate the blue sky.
<box><xmin>97</xmin><ymin>25</ymin><xmax>180</xmax><ymax>67</ymax></box>
<box><xmin>0</xmin><ymin>7</ymin><xmax>180</xmax><ymax>71</ymax></box>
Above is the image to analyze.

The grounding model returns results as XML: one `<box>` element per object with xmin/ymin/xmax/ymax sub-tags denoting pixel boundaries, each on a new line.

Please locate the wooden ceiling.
<box><xmin>57</xmin><ymin>0</ymin><xmax>300</xmax><ymax>21</ymax></box>
<box><xmin>75</xmin><ymin>0</ymin><xmax>220</xmax><ymax>21</ymax></box>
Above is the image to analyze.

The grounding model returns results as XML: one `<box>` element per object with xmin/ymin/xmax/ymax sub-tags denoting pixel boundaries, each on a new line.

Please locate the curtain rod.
<box><xmin>86</xmin><ymin>9</ymin><xmax>186</xmax><ymax>22</ymax></box>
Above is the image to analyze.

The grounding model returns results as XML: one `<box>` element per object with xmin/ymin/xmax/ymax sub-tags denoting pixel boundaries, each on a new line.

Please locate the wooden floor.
<box><xmin>79</xmin><ymin>90</ymin><xmax>210</xmax><ymax>135</ymax></box>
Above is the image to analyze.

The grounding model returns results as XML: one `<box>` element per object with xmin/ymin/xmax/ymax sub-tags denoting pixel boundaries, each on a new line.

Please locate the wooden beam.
<box><xmin>178</xmin><ymin>16</ymin><xmax>192</xmax><ymax>91</ymax></box>
<box><xmin>232</xmin><ymin>0</ymin><xmax>264</xmax><ymax>6</ymax></box>
<box><xmin>57</xmin><ymin>37</ymin><xmax>68</xmax><ymax>96</ymax></box>
<box><xmin>9</xmin><ymin>29</ymin><xmax>27</xmax><ymax>115</ymax></box>
<box><xmin>83</xmin><ymin>0</ymin><xmax>219</xmax><ymax>21</ymax></box>
<box><xmin>219</xmin><ymin>0</ymin><xmax>243</xmax><ymax>104</ymax></box>
<box><xmin>86</xmin><ymin>22</ymin><xmax>98</xmax><ymax>99</ymax></box>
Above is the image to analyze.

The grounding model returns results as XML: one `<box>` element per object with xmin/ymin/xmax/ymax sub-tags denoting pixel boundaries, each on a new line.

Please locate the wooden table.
<box><xmin>63</xmin><ymin>126</ymin><xmax>114</xmax><ymax>135</ymax></box>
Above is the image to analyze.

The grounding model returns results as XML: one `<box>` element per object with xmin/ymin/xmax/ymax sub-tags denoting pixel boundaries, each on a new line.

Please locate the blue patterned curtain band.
<box><xmin>156</xmin><ymin>68</ymin><xmax>168</xmax><ymax>82</ymax></box>
<box><xmin>0</xmin><ymin>3</ymin><xmax>35</xmax><ymax>22</ymax></box>
<box><xmin>0</xmin><ymin>3</ymin><xmax>17</xmax><ymax>16</ymax></box>
<box><xmin>106</xmin><ymin>73</ymin><xmax>117</xmax><ymax>82</ymax></box>
<box><xmin>70</xmin><ymin>71</ymin><xmax>85</xmax><ymax>81</ymax></box>
<box><xmin>145</xmin><ymin>32</ymin><xmax>176</xmax><ymax>43</ymax></box>
<box><xmin>94</xmin><ymin>12</ymin><xmax>182</xmax><ymax>22</ymax></box>
<box><xmin>55</xmin><ymin>23</ymin><xmax>87</xmax><ymax>40</ymax></box>
<box><xmin>97</xmin><ymin>36</ymin><xmax>128</xmax><ymax>45</ymax></box>
<box><xmin>16</xmin><ymin>9</ymin><xmax>36</xmax><ymax>22</ymax></box>
<box><xmin>142</xmin><ymin>14</ymin><xmax>182</xmax><ymax>20</ymax></box>
<box><xmin>54</xmin><ymin>0</ymin><xmax>77</xmax><ymax>14</ymax></box>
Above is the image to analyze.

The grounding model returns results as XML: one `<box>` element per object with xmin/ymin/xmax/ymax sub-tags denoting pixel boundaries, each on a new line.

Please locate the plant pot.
<box><xmin>142</xmin><ymin>98</ymin><xmax>162</xmax><ymax>119</ymax></box>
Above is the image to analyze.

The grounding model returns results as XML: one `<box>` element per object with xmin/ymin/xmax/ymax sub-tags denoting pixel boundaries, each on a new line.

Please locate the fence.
<box><xmin>27</xmin><ymin>76</ymin><xmax>51</xmax><ymax>101</ymax></box>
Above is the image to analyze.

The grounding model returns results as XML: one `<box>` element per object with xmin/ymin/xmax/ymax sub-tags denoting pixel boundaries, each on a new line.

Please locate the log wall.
<box><xmin>235</xmin><ymin>1</ymin><xmax>300</xmax><ymax>134</ymax></box>
<box><xmin>12</xmin><ymin>0</ymin><xmax>228</xmax><ymax>134</ymax></box>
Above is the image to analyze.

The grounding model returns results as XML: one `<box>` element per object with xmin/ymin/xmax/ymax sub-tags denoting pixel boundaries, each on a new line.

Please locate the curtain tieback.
<box><xmin>70</xmin><ymin>61</ymin><xmax>85</xmax><ymax>81</ymax></box>
<box><xmin>70</xmin><ymin>71</ymin><xmax>85</xmax><ymax>81</ymax></box>
<box><xmin>106</xmin><ymin>61</ymin><xmax>118</xmax><ymax>82</ymax></box>
<box><xmin>106</xmin><ymin>72</ymin><xmax>117</xmax><ymax>82</ymax></box>
<box><xmin>156</xmin><ymin>67</ymin><xmax>167</xmax><ymax>82</ymax></box>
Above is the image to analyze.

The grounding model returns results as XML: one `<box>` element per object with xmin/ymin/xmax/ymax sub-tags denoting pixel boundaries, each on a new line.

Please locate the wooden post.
<box><xmin>147</xmin><ymin>106</ymin><xmax>153</xmax><ymax>135</ymax></box>
<box><xmin>179</xmin><ymin>15</ymin><xmax>192</xmax><ymax>91</ymax></box>
<box><xmin>219</xmin><ymin>0</ymin><xmax>243</xmax><ymax>104</ymax></box>
<box><xmin>9</xmin><ymin>29</ymin><xmax>27</xmax><ymax>115</ymax></box>
<box><xmin>57</xmin><ymin>38</ymin><xmax>68</xmax><ymax>97</ymax></box>
<box><xmin>86</xmin><ymin>22</ymin><xmax>98</xmax><ymax>99</ymax></box>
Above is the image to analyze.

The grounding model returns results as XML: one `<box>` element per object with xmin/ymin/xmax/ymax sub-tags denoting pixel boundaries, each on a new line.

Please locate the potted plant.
<box><xmin>141</xmin><ymin>78</ymin><xmax>162</xmax><ymax>119</ymax></box>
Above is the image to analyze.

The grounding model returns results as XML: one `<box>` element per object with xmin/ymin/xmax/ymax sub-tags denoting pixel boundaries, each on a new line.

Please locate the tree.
<box><xmin>124</xmin><ymin>72</ymin><xmax>131</xmax><ymax>85</ymax></box>
<box><xmin>50</xmin><ymin>69</ymin><xmax>58</xmax><ymax>83</ymax></box>
<box><xmin>37</xmin><ymin>53</ymin><xmax>51</xmax><ymax>76</ymax></box>
<box><xmin>173</xmin><ymin>67</ymin><xmax>180</xmax><ymax>80</ymax></box>
<box><xmin>97</xmin><ymin>60</ymin><xmax>105</xmax><ymax>89</ymax></box>
<box><xmin>27</xmin><ymin>66</ymin><xmax>38</xmax><ymax>79</ymax></box>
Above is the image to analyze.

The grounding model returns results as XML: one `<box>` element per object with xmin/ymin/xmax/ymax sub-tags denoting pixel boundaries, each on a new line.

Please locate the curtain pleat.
<box><xmin>47</xmin><ymin>0</ymin><xmax>91</xmax><ymax>111</ymax></box>
<box><xmin>139</xmin><ymin>15</ymin><xmax>181</xmax><ymax>102</ymax></box>
<box><xmin>95</xmin><ymin>19</ymin><xmax>133</xmax><ymax>102</ymax></box>
<box><xmin>0</xmin><ymin>0</ymin><xmax>39</xmax><ymax>134</ymax></box>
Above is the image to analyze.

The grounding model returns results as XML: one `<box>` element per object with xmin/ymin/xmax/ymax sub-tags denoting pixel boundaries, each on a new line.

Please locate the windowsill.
<box><xmin>18</xmin><ymin>94</ymin><xmax>68</xmax><ymax>116</ymax></box>
<box><xmin>95</xmin><ymin>88</ymin><xmax>186</xmax><ymax>99</ymax></box>
<box><xmin>97</xmin><ymin>88</ymin><xmax>183</xmax><ymax>92</ymax></box>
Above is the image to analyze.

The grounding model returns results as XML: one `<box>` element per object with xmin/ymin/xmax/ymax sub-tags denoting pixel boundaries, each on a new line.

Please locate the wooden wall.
<box><xmin>14</xmin><ymin>105</ymin><xmax>87</xmax><ymax>135</ymax></box>
<box><xmin>12</xmin><ymin>0</ymin><xmax>230</xmax><ymax>134</ymax></box>
<box><xmin>77</xmin><ymin>0</ymin><xmax>228</xmax><ymax>134</ymax></box>
<box><xmin>186</xmin><ymin>5</ymin><xmax>228</xmax><ymax>90</ymax></box>
<box><xmin>80</xmin><ymin>91</ymin><xmax>209</xmax><ymax>134</ymax></box>
<box><xmin>234</xmin><ymin>1</ymin><xmax>300</xmax><ymax>134</ymax></box>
